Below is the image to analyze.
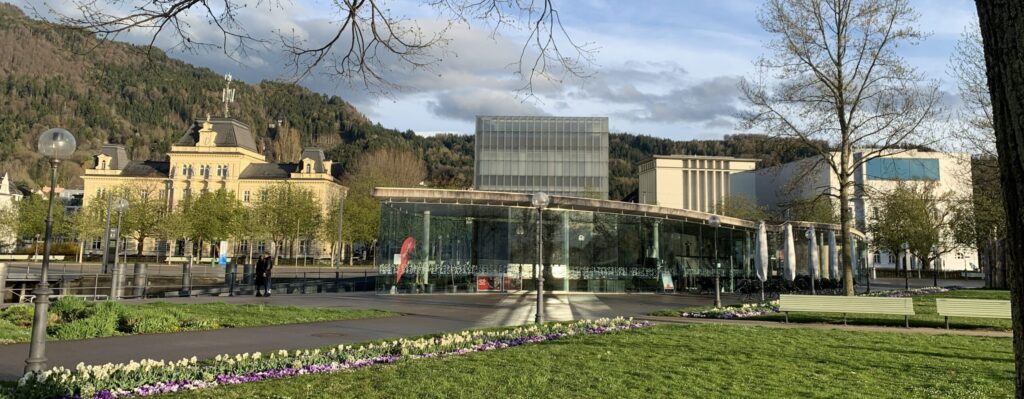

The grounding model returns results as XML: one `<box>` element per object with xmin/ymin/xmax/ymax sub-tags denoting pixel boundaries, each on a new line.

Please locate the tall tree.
<box><xmin>70</xmin><ymin>198</ymin><xmax>106</xmax><ymax>262</ymax></box>
<box><xmin>949</xmin><ymin>23</ymin><xmax>1006</xmax><ymax>285</ymax></box>
<box><xmin>252</xmin><ymin>183</ymin><xmax>321</xmax><ymax>263</ymax></box>
<box><xmin>157</xmin><ymin>198</ymin><xmax>193</xmax><ymax>260</ymax></box>
<box><xmin>740</xmin><ymin>0</ymin><xmax>941</xmax><ymax>295</ymax></box>
<box><xmin>111</xmin><ymin>182</ymin><xmax>167</xmax><ymax>258</ymax></box>
<box><xmin>182</xmin><ymin>189</ymin><xmax>244</xmax><ymax>257</ymax></box>
<box><xmin>974</xmin><ymin>2</ymin><xmax>1024</xmax><ymax>395</ymax></box>
<box><xmin>343</xmin><ymin>148</ymin><xmax>428</xmax><ymax>259</ymax></box>
<box><xmin>869</xmin><ymin>182</ymin><xmax>974</xmax><ymax>276</ymax></box>
<box><xmin>15</xmin><ymin>193</ymin><xmax>69</xmax><ymax>246</ymax></box>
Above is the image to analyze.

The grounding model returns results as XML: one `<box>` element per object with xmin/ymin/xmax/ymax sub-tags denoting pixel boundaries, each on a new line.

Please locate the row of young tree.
<box><xmin>1</xmin><ymin>147</ymin><xmax>428</xmax><ymax>265</ymax></box>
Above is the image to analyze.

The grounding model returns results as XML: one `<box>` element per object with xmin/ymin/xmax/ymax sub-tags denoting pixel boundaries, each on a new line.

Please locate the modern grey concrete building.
<box><xmin>474</xmin><ymin>116</ymin><xmax>609</xmax><ymax>199</ymax></box>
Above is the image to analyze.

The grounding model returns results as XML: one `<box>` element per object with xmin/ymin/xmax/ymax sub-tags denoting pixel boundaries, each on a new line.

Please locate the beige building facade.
<box><xmin>82</xmin><ymin>116</ymin><xmax>347</xmax><ymax>259</ymax></box>
<box><xmin>637</xmin><ymin>155</ymin><xmax>759</xmax><ymax>213</ymax></box>
<box><xmin>730</xmin><ymin>149</ymin><xmax>977</xmax><ymax>271</ymax></box>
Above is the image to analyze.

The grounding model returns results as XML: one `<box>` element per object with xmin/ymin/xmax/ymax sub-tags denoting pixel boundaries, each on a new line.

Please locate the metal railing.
<box><xmin>1</xmin><ymin>263</ymin><xmax>377</xmax><ymax>305</ymax></box>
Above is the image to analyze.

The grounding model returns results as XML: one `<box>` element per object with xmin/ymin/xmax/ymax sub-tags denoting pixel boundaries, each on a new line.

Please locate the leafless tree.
<box><xmin>42</xmin><ymin>0</ymin><xmax>595</xmax><ymax>94</ymax></box>
<box><xmin>975</xmin><ymin>2</ymin><xmax>1024</xmax><ymax>396</ymax></box>
<box><xmin>949</xmin><ymin>23</ymin><xmax>995</xmax><ymax>157</ymax></box>
<box><xmin>740</xmin><ymin>0</ymin><xmax>942</xmax><ymax>296</ymax></box>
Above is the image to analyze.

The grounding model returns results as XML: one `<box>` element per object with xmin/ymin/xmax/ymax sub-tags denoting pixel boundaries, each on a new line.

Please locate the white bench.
<box><xmin>779</xmin><ymin>294</ymin><xmax>916</xmax><ymax>327</ymax></box>
<box><xmin>935</xmin><ymin>298</ymin><xmax>1010</xmax><ymax>329</ymax></box>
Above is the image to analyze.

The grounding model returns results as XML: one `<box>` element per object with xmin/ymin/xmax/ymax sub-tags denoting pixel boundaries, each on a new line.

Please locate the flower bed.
<box><xmin>12</xmin><ymin>318</ymin><xmax>650</xmax><ymax>399</ymax></box>
<box><xmin>668</xmin><ymin>302</ymin><xmax>780</xmax><ymax>319</ymax></box>
<box><xmin>862</xmin><ymin>286</ymin><xmax>963</xmax><ymax>298</ymax></box>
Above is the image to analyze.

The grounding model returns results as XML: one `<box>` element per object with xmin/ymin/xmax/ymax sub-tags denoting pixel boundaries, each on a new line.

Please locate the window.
<box><xmin>243</xmin><ymin>191</ymin><xmax>250</xmax><ymax>202</ymax></box>
<box><xmin>183</xmin><ymin>188</ymin><xmax>191</xmax><ymax>197</ymax></box>
<box><xmin>865</xmin><ymin>158</ymin><xmax>940</xmax><ymax>181</ymax></box>
<box><xmin>257</xmin><ymin>241</ymin><xmax>266</xmax><ymax>253</ymax></box>
<box><xmin>873</xmin><ymin>252</ymin><xmax>881</xmax><ymax>264</ymax></box>
<box><xmin>91</xmin><ymin>239</ymin><xmax>102</xmax><ymax>250</ymax></box>
<box><xmin>888</xmin><ymin>254</ymin><xmax>895</xmax><ymax>264</ymax></box>
<box><xmin>100</xmin><ymin>160</ymin><xmax>106</xmax><ymax>169</ymax></box>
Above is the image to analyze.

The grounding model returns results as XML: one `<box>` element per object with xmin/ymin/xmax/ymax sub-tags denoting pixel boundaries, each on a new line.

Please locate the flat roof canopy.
<box><xmin>371</xmin><ymin>187</ymin><xmax>864</xmax><ymax>238</ymax></box>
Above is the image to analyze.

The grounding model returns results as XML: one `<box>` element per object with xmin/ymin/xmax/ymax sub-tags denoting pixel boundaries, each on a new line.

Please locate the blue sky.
<box><xmin>22</xmin><ymin>0</ymin><xmax>980</xmax><ymax>140</ymax></box>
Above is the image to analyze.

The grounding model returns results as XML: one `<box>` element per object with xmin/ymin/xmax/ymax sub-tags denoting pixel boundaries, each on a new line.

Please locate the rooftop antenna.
<box><xmin>222</xmin><ymin>74</ymin><xmax>235</xmax><ymax>118</ymax></box>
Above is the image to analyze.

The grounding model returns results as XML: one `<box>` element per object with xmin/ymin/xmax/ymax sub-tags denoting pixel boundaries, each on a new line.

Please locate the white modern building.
<box><xmin>637</xmin><ymin>155</ymin><xmax>759</xmax><ymax>213</ymax></box>
<box><xmin>731</xmin><ymin>149</ymin><xmax>977</xmax><ymax>271</ymax></box>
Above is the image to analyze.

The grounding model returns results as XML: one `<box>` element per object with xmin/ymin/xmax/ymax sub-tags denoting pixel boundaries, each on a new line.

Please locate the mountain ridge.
<box><xmin>0</xmin><ymin>3</ymin><xmax>818</xmax><ymax>199</ymax></box>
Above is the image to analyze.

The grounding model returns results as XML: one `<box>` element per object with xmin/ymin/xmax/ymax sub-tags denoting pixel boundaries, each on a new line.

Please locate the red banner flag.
<box><xmin>395</xmin><ymin>236</ymin><xmax>416</xmax><ymax>283</ymax></box>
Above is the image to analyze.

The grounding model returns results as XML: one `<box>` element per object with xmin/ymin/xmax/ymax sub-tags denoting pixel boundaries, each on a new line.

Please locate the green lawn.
<box><xmin>655</xmin><ymin>289</ymin><xmax>1012</xmax><ymax>331</ymax></box>
<box><xmin>0</xmin><ymin>300</ymin><xmax>397</xmax><ymax>343</ymax></box>
<box><xmin>156</xmin><ymin>324</ymin><xmax>1012</xmax><ymax>398</ymax></box>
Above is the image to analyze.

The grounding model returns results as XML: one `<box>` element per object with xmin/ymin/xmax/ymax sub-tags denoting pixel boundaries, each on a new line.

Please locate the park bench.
<box><xmin>935</xmin><ymin>298</ymin><xmax>1010</xmax><ymax>329</ymax></box>
<box><xmin>779</xmin><ymin>294</ymin><xmax>916</xmax><ymax>327</ymax></box>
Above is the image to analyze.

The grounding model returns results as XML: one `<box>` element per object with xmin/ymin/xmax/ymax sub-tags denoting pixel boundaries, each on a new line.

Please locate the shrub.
<box><xmin>179</xmin><ymin>317</ymin><xmax>219</xmax><ymax>331</ymax></box>
<box><xmin>0</xmin><ymin>305</ymin><xmax>33</xmax><ymax>327</ymax></box>
<box><xmin>47</xmin><ymin>302</ymin><xmax>123</xmax><ymax>340</ymax></box>
<box><xmin>119</xmin><ymin>312</ymin><xmax>180</xmax><ymax>335</ymax></box>
<box><xmin>50</xmin><ymin>296</ymin><xmax>89</xmax><ymax>322</ymax></box>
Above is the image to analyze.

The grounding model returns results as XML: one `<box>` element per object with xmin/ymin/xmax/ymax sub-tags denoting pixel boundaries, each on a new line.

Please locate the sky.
<box><xmin>18</xmin><ymin>0</ymin><xmax>981</xmax><ymax>140</ymax></box>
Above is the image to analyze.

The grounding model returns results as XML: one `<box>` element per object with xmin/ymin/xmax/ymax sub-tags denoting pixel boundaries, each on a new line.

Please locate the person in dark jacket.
<box><xmin>255</xmin><ymin>252</ymin><xmax>273</xmax><ymax>297</ymax></box>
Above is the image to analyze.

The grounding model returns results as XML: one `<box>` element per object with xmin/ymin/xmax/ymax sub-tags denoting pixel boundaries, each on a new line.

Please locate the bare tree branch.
<box><xmin>48</xmin><ymin>0</ymin><xmax>595</xmax><ymax>95</ymax></box>
<box><xmin>739</xmin><ymin>0</ymin><xmax>941</xmax><ymax>295</ymax></box>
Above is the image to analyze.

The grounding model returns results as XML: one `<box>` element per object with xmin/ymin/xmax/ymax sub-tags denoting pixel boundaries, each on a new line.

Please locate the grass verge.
<box><xmin>157</xmin><ymin>323</ymin><xmax>1012</xmax><ymax>399</ymax></box>
<box><xmin>0</xmin><ymin>299</ymin><xmax>397</xmax><ymax>343</ymax></box>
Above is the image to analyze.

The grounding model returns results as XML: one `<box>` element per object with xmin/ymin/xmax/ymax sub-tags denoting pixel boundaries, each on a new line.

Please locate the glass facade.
<box><xmin>865</xmin><ymin>158</ymin><xmax>940</xmax><ymax>181</ymax></box>
<box><xmin>474</xmin><ymin>116</ymin><xmax>610</xmax><ymax>199</ymax></box>
<box><xmin>375</xmin><ymin>197</ymin><xmax>867</xmax><ymax>294</ymax></box>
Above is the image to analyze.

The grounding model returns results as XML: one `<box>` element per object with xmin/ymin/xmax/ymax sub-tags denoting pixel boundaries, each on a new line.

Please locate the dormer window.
<box><xmin>100</xmin><ymin>160</ymin><xmax>107</xmax><ymax>169</ymax></box>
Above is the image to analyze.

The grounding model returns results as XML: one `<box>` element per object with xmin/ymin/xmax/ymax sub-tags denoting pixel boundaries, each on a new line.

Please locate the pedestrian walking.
<box><xmin>255</xmin><ymin>251</ymin><xmax>273</xmax><ymax>297</ymax></box>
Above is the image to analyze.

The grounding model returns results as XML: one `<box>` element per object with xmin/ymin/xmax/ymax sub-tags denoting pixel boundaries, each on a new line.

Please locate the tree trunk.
<box><xmin>77</xmin><ymin>240</ymin><xmax>84</xmax><ymax>264</ymax></box>
<box><xmin>839</xmin><ymin>176</ymin><xmax>855</xmax><ymax>296</ymax></box>
<box><xmin>974</xmin><ymin>2</ymin><xmax>1024</xmax><ymax>396</ymax></box>
<box><xmin>349</xmin><ymin>241</ymin><xmax>354</xmax><ymax>266</ymax></box>
<box><xmin>136</xmin><ymin>235</ymin><xmax>145</xmax><ymax>261</ymax></box>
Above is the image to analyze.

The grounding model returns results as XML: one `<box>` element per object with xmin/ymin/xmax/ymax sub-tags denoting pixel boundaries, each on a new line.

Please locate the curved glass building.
<box><xmin>373</xmin><ymin>188</ymin><xmax>867</xmax><ymax>294</ymax></box>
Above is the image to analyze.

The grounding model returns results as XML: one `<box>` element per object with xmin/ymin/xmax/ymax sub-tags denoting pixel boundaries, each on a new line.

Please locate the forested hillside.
<box><xmin>0</xmin><ymin>3</ymin><xmax>816</xmax><ymax>199</ymax></box>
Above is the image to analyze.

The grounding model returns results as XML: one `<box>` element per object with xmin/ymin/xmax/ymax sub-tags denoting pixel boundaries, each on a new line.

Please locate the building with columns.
<box><xmin>81</xmin><ymin>115</ymin><xmax>347</xmax><ymax>259</ymax></box>
<box><xmin>637</xmin><ymin>155</ymin><xmax>759</xmax><ymax>213</ymax></box>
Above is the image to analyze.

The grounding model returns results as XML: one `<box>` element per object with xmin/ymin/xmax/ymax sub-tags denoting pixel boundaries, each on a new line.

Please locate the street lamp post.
<box><xmin>531</xmin><ymin>192</ymin><xmax>550</xmax><ymax>324</ymax></box>
<box><xmin>111</xmin><ymin>199</ymin><xmax>128</xmax><ymax>299</ymax></box>
<box><xmin>931</xmin><ymin>244</ymin><xmax>939</xmax><ymax>288</ymax></box>
<box><xmin>902</xmin><ymin>242</ymin><xmax>910</xmax><ymax>290</ymax></box>
<box><xmin>709</xmin><ymin>215</ymin><xmax>721</xmax><ymax>308</ymax></box>
<box><xmin>25</xmin><ymin>128</ymin><xmax>76</xmax><ymax>375</ymax></box>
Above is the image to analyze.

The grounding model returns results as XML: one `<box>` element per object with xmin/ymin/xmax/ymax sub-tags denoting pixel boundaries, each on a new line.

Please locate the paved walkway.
<box><xmin>0</xmin><ymin>292</ymin><xmax>715</xmax><ymax>380</ymax></box>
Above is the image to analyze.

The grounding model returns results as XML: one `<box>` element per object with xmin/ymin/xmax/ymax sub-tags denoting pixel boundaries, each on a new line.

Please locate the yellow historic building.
<box><xmin>81</xmin><ymin>115</ymin><xmax>347</xmax><ymax>259</ymax></box>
